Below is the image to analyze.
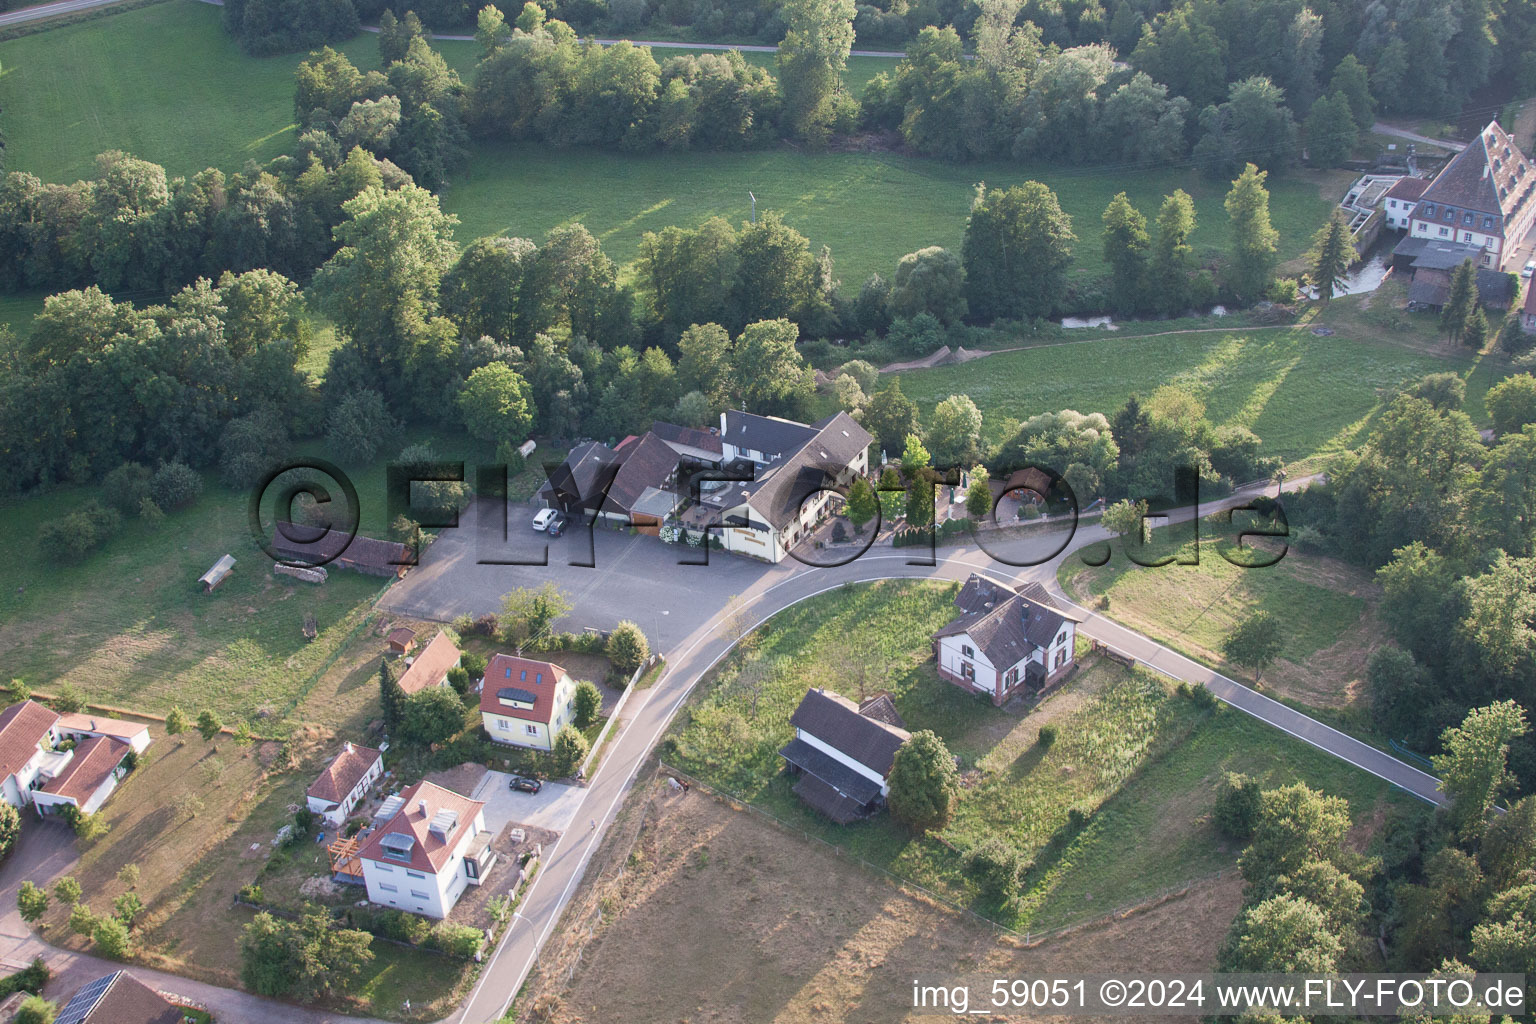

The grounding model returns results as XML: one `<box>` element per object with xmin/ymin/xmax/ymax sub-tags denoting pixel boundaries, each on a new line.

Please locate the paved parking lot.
<box><xmin>472</xmin><ymin>771</ymin><xmax>585</xmax><ymax>834</ymax></box>
<box><xmin>379</xmin><ymin>498</ymin><xmax>771</xmax><ymax>639</ymax></box>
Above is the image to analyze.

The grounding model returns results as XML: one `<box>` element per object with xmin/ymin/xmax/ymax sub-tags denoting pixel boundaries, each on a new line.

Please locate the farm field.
<box><xmin>895</xmin><ymin>307</ymin><xmax>1499</xmax><ymax>469</ymax></box>
<box><xmin>1058</xmin><ymin>523</ymin><xmax>1382</xmax><ymax>711</ymax></box>
<box><xmin>662</xmin><ymin>579</ymin><xmax>1392</xmax><ymax>932</ymax></box>
<box><xmin>519</xmin><ymin>779</ymin><xmax>1251</xmax><ymax>1024</ymax></box>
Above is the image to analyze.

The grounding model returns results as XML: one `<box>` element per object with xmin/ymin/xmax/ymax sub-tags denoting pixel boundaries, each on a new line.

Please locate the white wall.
<box><xmin>363</xmin><ymin>810</ymin><xmax>487</xmax><ymax>920</ymax></box>
<box><xmin>796</xmin><ymin>729</ymin><xmax>892</xmax><ymax>797</ymax></box>
<box><xmin>936</xmin><ymin>634</ymin><xmax>998</xmax><ymax>697</ymax></box>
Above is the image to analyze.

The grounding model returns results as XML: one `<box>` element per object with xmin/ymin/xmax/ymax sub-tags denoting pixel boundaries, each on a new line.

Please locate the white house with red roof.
<box><xmin>306</xmin><ymin>742</ymin><xmax>384</xmax><ymax>826</ymax></box>
<box><xmin>0</xmin><ymin>701</ymin><xmax>150</xmax><ymax>816</ymax></box>
<box><xmin>358</xmin><ymin>780</ymin><xmax>496</xmax><ymax>918</ymax></box>
<box><xmin>479</xmin><ymin>655</ymin><xmax>578</xmax><ymax>750</ymax></box>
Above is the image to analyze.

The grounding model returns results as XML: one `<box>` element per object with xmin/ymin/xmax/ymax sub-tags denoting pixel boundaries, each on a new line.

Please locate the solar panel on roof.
<box><xmin>56</xmin><ymin>972</ymin><xmax>119</xmax><ymax>1024</ymax></box>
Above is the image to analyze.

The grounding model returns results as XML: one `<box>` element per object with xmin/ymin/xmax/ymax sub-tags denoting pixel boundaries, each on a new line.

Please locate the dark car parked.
<box><xmin>509</xmin><ymin>775</ymin><xmax>543</xmax><ymax>793</ymax></box>
<box><xmin>546</xmin><ymin>512</ymin><xmax>567</xmax><ymax>537</ymax></box>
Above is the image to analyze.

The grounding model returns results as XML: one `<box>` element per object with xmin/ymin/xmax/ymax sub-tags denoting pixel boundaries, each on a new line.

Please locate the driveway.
<box><xmin>379</xmin><ymin>498</ymin><xmax>771</xmax><ymax>643</ymax></box>
<box><xmin>471</xmin><ymin>773</ymin><xmax>584</xmax><ymax>835</ymax></box>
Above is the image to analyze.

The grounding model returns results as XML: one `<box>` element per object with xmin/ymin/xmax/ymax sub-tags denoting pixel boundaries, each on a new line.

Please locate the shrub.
<box><xmin>238</xmin><ymin>883</ymin><xmax>264</xmax><ymax>903</ymax></box>
<box><xmin>150</xmin><ymin>459</ymin><xmax>203</xmax><ymax>511</ymax></box>
<box><xmin>963</xmin><ymin>837</ymin><xmax>1025</xmax><ymax>899</ymax></box>
<box><xmin>606</xmin><ymin>621</ymin><xmax>649</xmax><ymax>674</ymax></box>
<box><xmin>0</xmin><ymin>801</ymin><xmax>19</xmax><ymax>860</ymax></box>
<box><xmin>1036</xmin><ymin>724</ymin><xmax>1057</xmax><ymax>749</ymax></box>
<box><xmin>37</xmin><ymin>501</ymin><xmax>121</xmax><ymax>563</ymax></box>
<box><xmin>1214</xmin><ymin>772</ymin><xmax>1262</xmax><ymax>840</ymax></box>
<box><xmin>572</xmin><ymin>680</ymin><xmax>603</xmax><ymax>730</ymax></box>
<box><xmin>12</xmin><ymin>994</ymin><xmax>54</xmax><ymax>1024</ymax></box>
<box><xmin>887</xmin><ymin>730</ymin><xmax>961</xmax><ymax>832</ymax></box>
<box><xmin>0</xmin><ymin>958</ymin><xmax>48</xmax><ymax>999</ymax></box>
<box><xmin>428</xmin><ymin>922</ymin><xmax>484</xmax><ymax>957</ymax></box>
<box><xmin>93</xmin><ymin>916</ymin><xmax>131</xmax><ymax>958</ymax></box>
<box><xmin>551</xmin><ymin>725</ymin><xmax>588</xmax><ymax>776</ymax></box>
<box><xmin>100</xmin><ymin>461</ymin><xmax>153</xmax><ymax>516</ymax></box>
<box><xmin>460</xmin><ymin>651</ymin><xmax>487</xmax><ymax>678</ymax></box>
<box><xmin>446</xmin><ymin>666</ymin><xmax>471</xmax><ymax>695</ymax></box>
<box><xmin>473</xmin><ymin>613</ymin><xmax>500</xmax><ymax>636</ymax></box>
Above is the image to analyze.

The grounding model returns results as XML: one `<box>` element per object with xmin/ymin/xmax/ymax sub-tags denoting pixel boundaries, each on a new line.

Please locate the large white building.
<box><xmin>1406</xmin><ymin>120</ymin><xmax>1536</xmax><ymax>271</ymax></box>
<box><xmin>357</xmin><ymin>781</ymin><xmax>497</xmax><ymax>919</ymax></box>
<box><xmin>932</xmin><ymin>574</ymin><xmax>1082</xmax><ymax>705</ymax></box>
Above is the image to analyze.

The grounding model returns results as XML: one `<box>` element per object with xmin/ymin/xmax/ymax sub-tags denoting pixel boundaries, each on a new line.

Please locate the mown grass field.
<box><xmin>1057</xmin><ymin>521</ymin><xmax>1380</xmax><ymax>710</ymax></box>
<box><xmin>1</xmin><ymin>2</ymin><xmax>1331</xmax><ymax>288</ymax></box>
<box><xmin>897</xmin><ymin>304</ymin><xmax>1501</xmax><ymax>469</ymax></box>
<box><xmin>664</xmin><ymin>579</ymin><xmax>1391</xmax><ymax>931</ymax></box>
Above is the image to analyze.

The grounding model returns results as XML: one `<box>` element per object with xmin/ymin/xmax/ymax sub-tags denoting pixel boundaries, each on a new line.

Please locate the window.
<box><xmin>1444</xmin><ymin>207</ymin><xmax>1456</xmax><ymax>221</ymax></box>
<box><xmin>407</xmin><ymin>870</ymin><xmax>425</xmax><ymax>880</ymax></box>
<box><xmin>525</xmin><ymin>723</ymin><xmax>539</xmax><ymax>736</ymax></box>
<box><xmin>1424</xmin><ymin>204</ymin><xmax>1436</xmax><ymax>217</ymax></box>
<box><xmin>1004</xmin><ymin>667</ymin><xmax>1018</xmax><ymax>688</ymax></box>
<box><xmin>410</xmin><ymin>890</ymin><xmax>430</xmax><ymax>900</ymax></box>
<box><xmin>1440</xmin><ymin>227</ymin><xmax>1450</xmax><ymax>237</ymax></box>
<box><xmin>374</xmin><ymin>864</ymin><xmax>392</xmax><ymax>873</ymax></box>
<box><xmin>379</xmin><ymin>882</ymin><xmax>398</xmax><ymax>893</ymax></box>
<box><xmin>1464</xmin><ymin>232</ymin><xmax>1474</xmax><ymax>243</ymax></box>
<box><xmin>960</xmin><ymin>661</ymin><xmax>975</xmax><ymax>681</ymax></box>
<box><xmin>961</xmin><ymin>644</ymin><xmax>974</xmax><ymax>658</ymax></box>
<box><xmin>497</xmin><ymin>718</ymin><xmax>509</xmax><ymax>731</ymax></box>
<box><xmin>1464</xmin><ymin>212</ymin><xmax>1475</xmax><ymax>226</ymax></box>
<box><xmin>465</xmin><ymin>859</ymin><xmax>479</xmax><ymax>880</ymax></box>
<box><xmin>1054</xmin><ymin>649</ymin><xmax>1067</xmax><ymax>670</ymax></box>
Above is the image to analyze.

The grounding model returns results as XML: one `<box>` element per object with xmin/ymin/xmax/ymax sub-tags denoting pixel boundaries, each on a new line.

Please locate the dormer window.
<box><xmin>380</xmin><ymin>832</ymin><xmax>415</xmax><ymax>862</ymax></box>
<box><xmin>1424</xmin><ymin>204</ymin><xmax>1436</xmax><ymax>218</ymax></box>
<box><xmin>1463</xmin><ymin>212</ymin><xmax>1474</xmax><ymax>226</ymax></box>
<box><xmin>1444</xmin><ymin>207</ymin><xmax>1456</xmax><ymax>221</ymax></box>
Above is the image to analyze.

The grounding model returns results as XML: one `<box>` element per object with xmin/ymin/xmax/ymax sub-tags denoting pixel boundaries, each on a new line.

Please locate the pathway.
<box><xmin>1372</xmin><ymin>121</ymin><xmax>1467</xmax><ymax>153</ymax></box>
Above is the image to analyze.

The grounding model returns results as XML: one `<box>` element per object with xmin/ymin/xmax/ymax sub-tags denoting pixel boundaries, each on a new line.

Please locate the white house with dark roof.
<box><xmin>307</xmin><ymin>741</ymin><xmax>384</xmax><ymax>826</ymax></box>
<box><xmin>479</xmin><ymin>654</ymin><xmax>577</xmax><ymax>750</ymax></box>
<box><xmin>358</xmin><ymin>780</ymin><xmax>496</xmax><ymax>918</ymax></box>
<box><xmin>932</xmin><ymin>574</ymin><xmax>1083</xmax><ymax>705</ymax></box>
<box><xmin>778</xmin><ymin>689</ymin><xmax>911</xmax><ymax>823</ymax></box>
<box><xmin>1407</xmin><ymin>120</ymin><xmax>1536</xmax><ymax>270</ymax></box>
<box><xmin>1382</xmin><ymin>176</ymin><xmax>1430</xmax><ymax>230</ymax></box>
<box><xmin>684</xmin><ymin>410</ymin><xmax>872</xmax><ymax>562</ymax></box>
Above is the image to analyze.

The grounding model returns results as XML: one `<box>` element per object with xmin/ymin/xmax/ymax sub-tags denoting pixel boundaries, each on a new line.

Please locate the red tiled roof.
<box><xmin>40</xmin><ymin>734</ymin><xmax>128</xmax><ymax>803</ymax></box>
<box><xmin>307</xmin><ymin>743</ymin><xmax>383</xmax><ymax>805</ymax></box>
<box><xmin>357</xmin><ymin>780</ymin><xmax>484</xmax><ymax>874</ymax></box>
<box><xmin>1384</xmin><ymin>177</ymin><xmax>1430</xmax><ymax>202</ymax></box>
<box><xmin>0</xmin><ymin>701</ymin><xmax>59</xmax><ymax>781</ymax></box>
<box><xmin>479</xmin><ymin>654</ymin><xmax>570</xmax><ymax>723</ymax></box>
<box><xmin>397</xmin><ymin>631</ymin><xmax>461</xmax><ymax>695</ymax></box>
<box><xmin>57</xmin><ymin>713</ymin><xmax>149</xmax><ymax>745</ymax></box>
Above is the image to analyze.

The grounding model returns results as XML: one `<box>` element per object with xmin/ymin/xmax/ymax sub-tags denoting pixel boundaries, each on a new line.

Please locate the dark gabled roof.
<box><xmin>1402</xmin><ymin>236</ymin><xmax>1486</xmax><ymax>271</ymax></box>
<box><xmin>497</xmin><ymin>686</ymin><xmax>538</xmax><ymax>704</ymax></box>
<box><xmin>56</xmin><ymin>971</ymin><xmax>182</xmax><ymax>1024</ymax></box>
<box><xmin>651</xmin><ymin>420</ymin><xmax>723</xmax><ymax>458</ymax></box>
<box><xmin>1416</xmin><ymin>121</ymin><xmax>1535</xmax><ymax>222</ymax></box>
<box><xmin>858</xmin><ymin>692</ymin><xmax>906</xmax><ymax>730</ymax></box>
<box><xmin>723</xmin><ymin>410</ymin><xmax>818</xmax><ymax>456</ymax></box>
<box><xmin>1479</xmin><ymin>269</ymin><xmax>1517</xmax><ymax>309</ymax></box>
<box><xmin>779</xmin><ymin>737</ymin><xmax>884</xmax><ymax>805</ymax></box>
<box><xmin>787</xmin><ymin>689</ymin><xmax>909</xmax><ymax>776</ymax></box>
<box><xmin>1409</xmin><ymin>272</ymin><xmax>1451</xmax><ymax>307</ymax></box>
<box><xmin>540</xmin><ymin>441</ymin><xmax>624</xmax><ymax>510</ymax></box>
<box><xmin>602</xmin><ymin>432</ymin><xmax>679</xmax><ymax>513</ymax></box>
<box><xmin>935</xmin><ymin>574</ymin><xmax>1080</xmax><ymax>668</ymax></box>
<box><xmin>735</xmin><ymin>411</ymin><xmax>872</xmax><ymax>529</ymax></box>
<box><xmin>791</xmin><ymin>772</ymin><xmax>868</xmax><ymax>824</ymax></box>
<box><xmin>1408</xmin><ymin>267</ymin><xmax>1517</xmax><ymax>309</ymax></box>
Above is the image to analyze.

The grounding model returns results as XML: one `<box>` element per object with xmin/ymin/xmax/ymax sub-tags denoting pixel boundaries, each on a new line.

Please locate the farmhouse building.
<box><xmin>396</xmin><ymin>630</ymin><xmax>462</xmax><ymax>695</ymax></box>
<box><xmin>1406</xmin><ymin>120</ymin><xmax>1536</xmax><ymax>271</ymax></box>
<box><xmin>932</xmin><ymin>574</ymin><xmax>1082</xmax><ymax>705</ymax></box>
<box><xmin>271</xmin><ymin>524</ymin><xmax>414</xmax><ymax>578</ymax></box>
<box><xmin>307</xmin><ymin>741</ymin><xmax>384</xmax><ymax>826</ymax></box>
<box><xmin>358</xmin><ymin>780</ymin><xmax>496</xmax><ymax>919</ymax></box>
<box><xmin>0</xmin><ymin>701</ymin><xmax>149</xmax><ymax>817</ymax></box>
<box><xmin>778</xmin><ymin>689</ymin><xmax>910</xmax><ymax>824</ymax></box>
<box><xmin>1382</xmin><ymin>176</ymin><xmax>1430</xmax><ymax>230</ymax></box>
<box><xmin>479</xmin><ymin>654</ymin><xmax>577</xmax><ymax>750</ymax></box>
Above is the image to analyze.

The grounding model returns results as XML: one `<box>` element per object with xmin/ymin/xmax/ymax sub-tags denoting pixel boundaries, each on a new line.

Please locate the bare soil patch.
<box><xmin>521</xmin><ymin>778</ymin><xmax>1244</xmax><ymax>1024</ymax></box>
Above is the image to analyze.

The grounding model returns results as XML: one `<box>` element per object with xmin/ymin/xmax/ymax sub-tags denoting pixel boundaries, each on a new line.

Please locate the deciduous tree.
<box><xmin>886</xmin><ymin>730</ymin><xmax>961</xmax><ymax>832</ymax></box>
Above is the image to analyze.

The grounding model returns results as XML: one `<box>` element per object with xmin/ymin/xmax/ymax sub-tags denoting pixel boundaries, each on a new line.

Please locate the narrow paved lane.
<box><xmin>458</xmin><ymin>477</ymin><xmax>1445</xmax><ymax>1023</ymax></box>
<box><xmin>0</xmin><ymin>0</ymin><xmax>124</xmax><ymax>28</ymax></box>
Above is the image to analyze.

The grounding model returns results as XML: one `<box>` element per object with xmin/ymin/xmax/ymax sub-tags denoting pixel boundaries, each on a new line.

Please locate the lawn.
<box><xmin>441</xmin><ymin>146</ymin><xmax>1334</xmax><ymax>293</ymax></box>
<box><xmin>663</xmin><ymin>578</ymin><xmax>1391</xmax><ymax>931</ymax></box>
<box><xmin>1057</xmin><ymin>519</ymin><xmax>1380</xmax><ymax>710</ymax></box>
<box><xmin>0</xmin><ymin>424</ymin><xmax>517</xmax><ymax>727</ymax></box>
<box><xmin>896</xmin><ymin>306</ymin><xmax>1501</xmax><ymax>470</ymax></box>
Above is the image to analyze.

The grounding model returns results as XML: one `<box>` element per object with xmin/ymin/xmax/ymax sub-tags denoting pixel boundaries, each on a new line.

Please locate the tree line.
<box><xmin>1285</xmin><ymin>372</ymin><xmax>1536</xmax><ymax>785</ymax></box>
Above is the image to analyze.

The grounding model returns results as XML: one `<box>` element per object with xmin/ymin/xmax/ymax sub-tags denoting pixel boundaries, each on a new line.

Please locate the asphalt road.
<box><xmin>452</xmin><ymin>476</ymin><xmax>1448</xmax><ymax>1024</ymax></box>
<box><xmin>0</xmin><ymin>0</ymin><xmax>124</xmax><ymax>27</ymax></box>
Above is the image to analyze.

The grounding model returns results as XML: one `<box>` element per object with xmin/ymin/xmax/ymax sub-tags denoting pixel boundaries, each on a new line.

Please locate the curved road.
<box><xmin>454</xmin><ymin>479</ymin><xmax>1445</xmax><ymax>1024</ymax></box>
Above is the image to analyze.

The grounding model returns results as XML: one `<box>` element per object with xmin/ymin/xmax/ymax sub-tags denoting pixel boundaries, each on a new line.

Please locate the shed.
<box><xmin>198</xmin><ymin>555</ymin><xmax>236</xmax><ymax>593</ymax></box>
<box><xmin>386</xmin><ymin>627</ymin><xmax>418</xmax><ymax>656</ymax></box>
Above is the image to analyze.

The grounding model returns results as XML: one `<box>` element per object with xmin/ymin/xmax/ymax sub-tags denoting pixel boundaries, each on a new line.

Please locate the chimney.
<box><xmin>418</xmin><ymin>799</ymin><xmax>428</xmax><ymax>816</ymax></box>
<box><xmin>89</xmin><ymin>719</ymin><xmax>97</xmax><ymax>730</ymax></box>
<box><xmin>343</xmin><ymin>741</ymin><xmax>353</xmax><ymax>754</ymax></box>
<box><xmin>719</xmin><ymin>411</ymin><xmax>728</xmax><ymax>434</ymax></box>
